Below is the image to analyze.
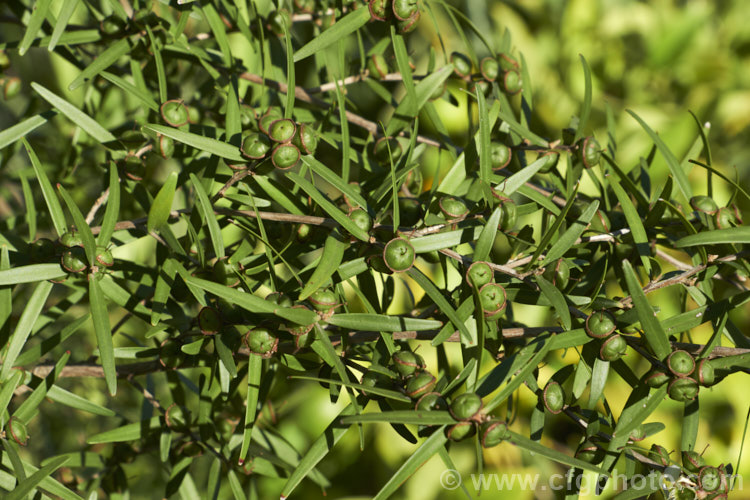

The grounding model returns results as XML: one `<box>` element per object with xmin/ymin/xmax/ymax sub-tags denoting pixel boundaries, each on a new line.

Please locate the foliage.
<box><xmin>0</xmin><ymin>0</ymin><xmax>749</xmax><ymax>499</ymax></box>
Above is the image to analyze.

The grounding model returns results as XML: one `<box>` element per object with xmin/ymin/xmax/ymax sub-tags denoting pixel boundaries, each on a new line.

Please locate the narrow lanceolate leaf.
<box><xmin>298</xmin><ymin>233</ymin><xmax>349</xmax><ymax>300</ymax></box>
<box><xmin>473</xmin><ymin>208</ymin><xmax>501</xmax><ymax>262</ymax></box>
<box><xmin>189</xmin><ymin>173</ymin><xmax>225</xmax><ymax>260</ymax></box>
<box><xmin>341</xmin><ymin>411</ymin><xmax>455</xmax><ymax>426</ymax></box>
<box><xmin>301</xmin><ymin>156</ymin><xmax>368</xmax><ymax>209</ymax></box>
<box><xmin>621</xmin><ymin>260</ymin><xmax>671</xmax><ymax>360</ymax></box>
<box><xmin>6</xmin><ymin>455</ymin><xmax>70</xmax><ymax>500</ymax></box>
<box><xmin>57</xmin><ymin>184</ymin><xmax>97</xmax><ymax>265</ymax></box>
<box><xmin>0</xmin><ymin>112</ymin><xmax>55</xmax><ymax>150</ymax></box>
<box><xmin>535</xmin><ymin>275</ymin><xmax>571</xmax><ymax>330</ymax></box>
<box><xmin>291</xmin><ymin>375</ymin><xmax>411</xmax><ymax>403</ymax></box>
<box><xmin>0</xmin><ymin>280</ymin><xmax>53</xmax><ymax>380</ymax></box>
<box><xmin>293</xmin><ymin>7</ymin><xmax>370</xmax><ymax>62</ymax></box>
<box><xmin>31</xmin><ymin>83</ymin><xmax>116</xmax><ymax>143</ymax></box>
<box><xmin>13</xmin><ymin>351</ymin><xmax>70</xmax><ymax>422</ymax></box>
<box><xmin>609</xmin><ymin>178</ymin><xmax>652</xmax><ymax>274</ymax></box>
<box><xmin>148</xmin><ymin>172</ymin><xmax>178</xmax><ymax>233</ymax></box>
<box><xmin>280</xmin><ymin>403</ymin><xmax>358</xmax><ymax>498</ymax></box>
<box><xmin>238</xmin><ymin>353</ymin><xmax>262</xmax><ymax>466</ymax></box>
<box><xmin>48</xmin><ymin>0</ymin><xmax>82</xmax><ymax>52</ymax></box>
<box><xmin>390</xmin><ymin>29</ymin><xmax>417</xmax><ymax>117</ymax></box>
<box><xmin>0</xmin><ymin>263</ymin><xmax>67</xmax><ymax>285</ymax></box>
<box><xmin>68</xmin><ymin>38</ymin><xmax>131</xmax><ymax>91</ymax></box>
<box><xmin>496</xmin><ymin>155</ymin><xmax>550</xmax><ymax>196</ymax></box>
<box><xmin>574</xmin><ymin>54</ymin><xmax>593</xmax><ymax>142</ymax></box>
<box><xmin>286</xmin><ymin>172</ymin><xmax>370</xmax><ymax>241</ymax></box>
<box><xmin>98</xmin><ymin>164</ymin><xmax>120</xmax><ymax>246</ymax></box>
<box><xmin>23</xmin><ymin>139</ymin><xmax>67</xmax><ymax>237</ymax></box>
<box><xmin>372</xmin><ymin>430</ymin><xmax>448</xmax><ymax>500</ymax></box>
<box><xmin>627</xmin><ymin>110</ymin><xmax>692</xmax><ymax>200</ymax></box>
<box><xmin>326</xmin><ymin>314</ymin><xmax>442</xmax><ymax>332</ymax></box>
<box><xmin>385</xmin><ymin>65</ymin><xmax>453</xmax><ymax>136</ymax></box>
<box><xmin>406</xmin><ymin>268</ymin><xmax>472</xmax><ymax>345</ymax></box>
<box><xmin>185</xmin><ymin>275</ymin><xmax>319</xmax><ymax>325</ymax></box>
<box><xmin>18</xmin><ymin>0</ymin><xmax>54</xmax><ymax>56</ymax></box>
<box><xmin>477</xmin><ymin>88</ymin><xmax>492</xmax><ymax>188</ymax></box>
<box><xmin>89</xmin><ymin>278</ymin><xmax>117</xmax><ymax>396</ymax></box>
<box><xmin>541</xmin><ymin>200</ymin><xmax>599</xmax><ymax>266</ymax></box>
<box><xmin>143</xmin><ymin>124</ymin><xmax>246</xmax><ymax>162</ymax></box>
<box><xmin>100</xmin><ymin>71</ymin><xmax>159</xmax><ymax>111</ymax></box>
<box><xmin>675</xmin><ymin>226</ymin><xmax>750</xmax><ymax>247</ymax></box>
<box><xmin>0</xmin><ymin>371</ymin><xmax>24</xmax><ymax>418</ymax></box>
<box><xmin>87</xmin><ymin>417</ymin><xmax>162</xmax><ymax>443</ymax></box>
<box><xmin>508</xmin><ymin>431</ymin><xmax>607</xmax><ymax>474</ymax></box>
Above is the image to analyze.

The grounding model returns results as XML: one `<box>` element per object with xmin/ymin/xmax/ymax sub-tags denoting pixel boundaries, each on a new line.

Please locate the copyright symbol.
<box><xmin>440</xmin><ymin>469</ymin><xmax>462</xmax><ymax>490</ymax></box>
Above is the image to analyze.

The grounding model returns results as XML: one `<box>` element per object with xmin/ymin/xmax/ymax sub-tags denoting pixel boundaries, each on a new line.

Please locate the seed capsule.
<box><xmin>198</xmin><ymin>307</ymin><xmax>222</xmax><ymax>335</ymax></box>
<box><xmin>575</xmin><ymin>439</ymin><xmax>604</xmax><ymax>464</ymax></box>
<box><xmin>480</xmin><ymin>420</ymin><xmax>510</xmax><ymax>448</ymax></box>
<box><xmin>690</xmin><ymin>195</ymin><xmax>719</xmax><ymax>215</ymax></box>
<box><xmin>405</xmin><ymin>371</ymin><xmax>436</xmax><ymax>399</ymax></box>
<box><xmin>696</xmin><ymin>358</ymin><xmax>715</xmax><ymax>386</ymax></box>
<box><xmin>479</xmin><ymin>283</ymin><xmax>507</xmax><ymax>320</ymax></box>
<box><xmin>466</xmin><ymin>261</ymin><xmax>493</xmax><ymax>289</ymax></box>
<box><xmin>579</xmin><ymin>136</ymin><xmax>601</xmax><ymax>168</ymax></box>
<box><xmin>599</xmin><ymin>334</ymin><xmax>627</xmax><ymax>362</ymax></box>
<box><xmin>415</xmin><ymin>392</ymin><xmax>448</xmax><ymax>412</ymax></box>
<box><xmin>271</xmin><ymin>143</ymin><xmax>300</xmax><ymax>170</ymax></box>
<box><xmin>268</xmin><ymin>118</ymin><xmax>297</xmax><ymax>143</ymax></box>
<box><xmin>449</xmin><ymin>393</ymin><xmax>483</xmax><ymax>421</ymax></box>
<box><xmin>396</xmin><ymin>11</ymin><xmax>420</xmax><ymax>33</ymax></box>
<box><xmin>644</xmin><ymin>368</ymin><xmax>670</xmax><ymax>388</ymax></box>
<box><xmin>383</xmin><ymin>237</ymin><xmax>415</xmax><ymax>273</ymax></box>
<box><xmin>446</xmin><ymin>421</ymin><xmax>475</xmax><ymax>441</ymax></box>
<box><xmin>392</xmin><ymin>0</ymin><xmax>418</xmax><ymax>21</ymax></box>
<box><xmin>489</xmin><ymin>142</ymin><xmax>511</xmax><ymax>170</ymax></box>
<box><xmin>392</xmin><ymin>350</ymin><xmax>426</xmax><ymax>378</ymax></box>
<box><xmin>585</xmin><ymin>310</ymin><xmax>617</xmax><ymax>339</ymax></box>
<box><xmin>450</xmin><ymin>52</ymin><xmax>472</xmax><ymax>79</ymax></box>
<box><xmin>650</xmin><ymin>444</ymin><xmax>671</xmax><ymax>466</ymax></box>
<box><xmin>309</xmin><ymin>288</ymin><xmax>337</xmax><ymax>313</ymax></box>
<box><xmin>682</xmin><ymin>450</ymin><xmax>706</xmax><ymax>474</ymax></box>
<box><xmin>668</xmin><ymin>377</ymin><xmax>699</xmax><ymax>402</ymax></box>
<box><xmin>493</xmin><ymin>196</ymin><xmax>517</xmax><ymax>231</ymax></box>
<box><xmin>438</xmin><ymin>196</ymin><xmax>468</xmax><ymax>218</ymax></box>
<box><xmin>698</xmin><ymin>466</ymin><xmax>723</xmax><ymax>493</ymax></box>
<box><xmin>538</xmin><ymin>150</ymin><xmax>560</xmax><ymax>173</ymax></box>
<box><xmin>2</xmin><ymin>77</ymin><xmax>21</xmax><ymax>100</ymax></box>
<box><xmin>368</xmin><ymin>54</ymin><xmax>390</xmax><ymax>79</ymax></box>
<box><xmin>480</xmin><ymin>57</ymin><xmax>500</xmax><ymax>82</ymax></box>
<box><xmin>368</xmin><ymin>0</ymin><xmax>391</xmax><ymax>21</ymax></box>
<box><xmin>241</xmin><ymin>132</ymin><xmax>272</xmax><ymax>159</ymax></box>
<box><xmin>95</xmin><ymin>246</ymin><xmax>114</xmax><ymax>267</ymax></box>
<box><xmin>667</xmin><ymin>350</ymin><xmax>696</xmax><ymax>377</ymax></box>
<box><xmin>160</xmin><ymin>99</ymin><xmax>189</xmax><ymax>127</ymax></box>
<box><xmin>502</xmin><ymin>69</ymin><xmax>522</xmax><ymax>94</ymax></box>
<box><xmin>373</xmin><ymin>137</ymin><xmax>402</xmax><ymax>164</ymax></box>
<box><xmin>349</xmin><ymin>208</ymin><xmax>373</xmax><ymax>234</ymax></box>
<box><xmin>244</xmin><ymin>327</ymin><xmax>279</xmax><ymax>358</ymax></box>
<box><xmin>542</xmin><ymin>380</ymin><xmax>565</xmax><ymax>414</ymax></box>
<box><xmin>360</xmin><ymin>370</ymin><xmax>394</xmax><ymax>400</ymax></box>
<box><xmin>165</xmin><ymin>403</ymin><xmax>191</xmax><ymax>431</ymax></box>
<box><xmin>7</xmin><ymin>417</ymin><xmax>29</xmax><ymax>446</ymax></box>
<box><xmin>61</xmin><ymin>246</ymin><xmax>87</xmax><ymax>273</ymax></box>
<box><xmin>156</xmin><ymin>134</ymin><xmax>175</xmax><ymax>159</ymax></box>
<box><xmin>292</xmin><ymin>123</ymin><xmax>318</xmax><ymax>155</ymax></box>
<box><xmin>258</xmin><ymin>108</ymin><xmax>283</xmax><ymax>135</ymax></box>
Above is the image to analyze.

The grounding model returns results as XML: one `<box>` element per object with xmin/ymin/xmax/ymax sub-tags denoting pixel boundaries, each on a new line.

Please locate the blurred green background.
<box><xmin>2</xmin><ymin>0</ymin><xmax>750</xmax><ymax>498</ymax></box>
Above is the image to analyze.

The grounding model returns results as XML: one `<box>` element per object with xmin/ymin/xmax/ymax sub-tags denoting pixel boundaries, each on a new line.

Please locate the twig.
<box><xmin>211</xmin><ymin>169</ymin><xmax>254</xmax><ymax>203</ymax></box>
<box><xmin>86</xmin><ymin>188</ymin><xmax>110</xmax><ymax>224</ymax></box>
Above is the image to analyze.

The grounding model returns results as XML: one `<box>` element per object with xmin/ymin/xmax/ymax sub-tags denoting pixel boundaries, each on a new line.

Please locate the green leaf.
<box><xmin>6</xmin><ymin>455</ymin><xmax>69</xmax><ymax>500</ymax></box>
<box><xmin>341</xmin><ymin>410</ymin><xmax>455</xmax><ymax>426</ymax></box>
<box><xmin>626</xmin><ymin>110</ymin><xmax>692</xmax><ymax>201</ymax></box>
<box><xmin>13</xmin><ymin>351</ymin><xmax>70</xmax><ymax>422</ymax></box>
<box><xmin>535</xmin><ymin>275</ymin><xmax>571</xmax><ymax>330</ymax></box>
<box><xmin>292</xmin><ymin>375</ymin><xmax>411</xmax><ymax>402</ymax></box>
<box><xmin>23</xmin><ymin>138</ymin><xmax>67</xmax><ymax>237</ymax></box>
<box><xmin>190</xmin><ymin>173</ymin><xmax>225</xmax><ymax>260</ymax></box>
<box><xmin>508</xmin><ymin>431</ymin><xmax>607</xmax><ymax>474</ymax></box>
<box><xmin>675</xmin><ymin>226</ymin><xmax>750</xmax><ymax>247</ymax></box>
<box><xmin>98</xmin><ymin>163</ymin><xmax>120</xmax><ymax>246</ymax></box>
<box><xmin>476</xmin><ymin>88</ymin><xmax>492</xmax><ymax>190</ymax></box>
<box><xmin>299</xmin><ymin>233</ymin><xmax>349</xmax><ymax>300</ymax></box>
<box><xmin>390</xmin><ymin>29</ymin><xmax>417</xmax><ymax>117</ymax></box>
<box><xmin>57</xmin><ymin>184</ymin><xmax>97</xmax><ymax>265</ymax></box>
<box><xmin>621</xmin><ymin>260</ymin><xmax>671</xmax><ymax>360</ymax></box>
<box><xmin>143</xmin><ymin>124</ymin><xmax>245</xmax><ymax>162</ymax></box>
<box><xmin>326</xmin><ymin>314</ymin><xmax>442</xmax><ymax>332</ymax></box>
<box><xmin>293</xmin><ymin>8</ymin><xmax>370</xmax><ymax>62</ymax></box>
<box><xmin>68</xmin><ymin>38</ymin><xmax>131</xmax><ymax>91</ymax></box>
<box><xmin>185</xmin><ymin>275</ymin><xmax>319</xmax><ymax>325</ymax></box>
<box><xmin>385</xmin><ymin>65</ymin><xmax>453</xmax><ymax>136</ymax></box>
<box><xmin>100</xmin><ymin>71</ymin><xmax>159</xmax><ymax>111</ymax></box>
<box><xmin>286</xmin><ymin>172</ymin><xmax>370</xmax><ymax>241</ymax></box>
<box><xmin>87</xmin><ymin>417</ymin><xmax>162</xmax><ymax>444</ymax></box>
<box><xmin>48</xmin><ymin>0</ymin><xmax>82</xmax><ymax>52</ymax></box>
<box><xmin>574</xmin><ymin>54</ymin><xmax>592</xmax><ymax>142</ymax></box>
<box><xmin>31</xmin><ymin>82</ymin><xmax>116</xmax><ymax>143</ymax></box>
<box><xmin>495</xmin><ymin>154</ymin><xmax>550</xmax><ymax>196</ymax></box>
<box><xmin>301</xmin><ymin>156</ymin><xmax>368</xmax><ymax>209</ymax></box>
<box><xmin>373</xmin><ymin>430</ymin><xmax>448</xmax><ymax>500</ymax></box>
<box><xmin>0</xmin><ymin>264</ymin><xmax>66</xmax><ymax>285</ymax></box>
<box><xmin>0</xmin><ymin>371</ymin><xmax>25</xmax><ymax>419</ymax></box>
<box><xmin>609</xmin><ymin>176</ymin><xmax>652</xmax><ymax>274</ymax></box>
<box><xmin>46</xmin><ymin>385</ymin><xmax>116</xmax><ymax>417</ymax></box>
<box><xmin>238</xmin><ymin>353</ymin><xmax>262</xmax><ymax>466</ymax></box>
<box><xmin>18</xmin><ymin>0</ymin><xmax>54</xmax><ymax>56</ymax></box>
<box><xmin>0</xmin><ymin>280</ymin><xmax>53</xmax><ymax>381</ymax></box>
<box><xmin>588</xmin><ymin>358</ymin><xmax>609</xmax><ymax>408</ymax></box>
<box><xmin>0</xmin><ymin>112</ymin><xmax>55</xmax><ymax>150</ymax></box>
<box><xmin>148</xmin><ymin>172</ymin><xmax>178</xmax><ymax>233</ymax></box>
<box><xmin>89</xmin><ymin>278</ymin><xmax>117</xmax><ymax>396</ymax></box>
<box><xmin>410</xmin><ymin>226</ymin><xmax>483</xmax><ymax>253</ymax></box>
<box><xmin>473</xmin><ymin>207</ymin><xmax>501</xmax><ymax>262</ymax></box>
<box><xmin>541</xmin><ymin>200</ymin><xmax>599</xmax><ymax>266</ymax></box>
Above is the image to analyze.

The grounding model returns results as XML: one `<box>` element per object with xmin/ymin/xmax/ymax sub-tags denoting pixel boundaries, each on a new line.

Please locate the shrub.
<box><xmin>0</xmin><ymin>0</ymin><xmax>748</xmax><ymax>498</ymax></box>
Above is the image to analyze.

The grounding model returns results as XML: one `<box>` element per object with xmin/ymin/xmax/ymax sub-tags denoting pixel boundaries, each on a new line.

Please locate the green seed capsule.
<box><xmin>494</xmin><ymin>196</ymin><xmax>517</xmax><ymax>231</ymax></box>
<box><xmin>696</xmin><ymin>358</ymin><xmax>715</xmax><ymax>386</ymax></box>
<box><xmin>480</xmin><ymin>57</ymin><xmax>500</xmax><ymax>82</ymax></box>
<box><xmin>368</xmin><ymin>0</ymin><xmax>391</xmax><ymax>21</ymax></box>
<box><xmin>585</xmin><ymin>310</ymin><xmax>617</xmax><ymax>339</ymax></box>
<box><xmin>241</xmin><ymin>132</ymin><xmax>272</xmax><ymax>159</ymax></box>
<box><xmin>2</xmin><ymin>76</ymin><xmax>21</xmax><ymax>100</ymax></box>
<box><xmin>466</xmin><ymin>261</ymin><xmax>493</xmax><ymax>289</ymax></box>
<box><xmin>502</xmin><ymin>69</ymin><xmax>522</xmax><ymax>94</ymax></box>
<box><xmin>446</xmin><ymin>421</ymin><xmax>476</xmax><ymax>441</ymax></box>
<box><xmin>690</xmin><ymin>195</ymin><xmax>719</xmax><ymax>215</ymax></box>
<box><xmin>449</xmin><ymin>393</ymin><xmax>483</xmax><ymax>421</ymax></box>
<box><xmin>392</xmin><ymin>0</ymin><xmax>418</xmax><ymax>21</ymax></box>
<box><xmin>373</xmin><ymin>137</ymin><xmax>402</xmax><ymax>164</ymax></box>
<box><xmin>268</xmin><ymin>118</ymin><xmax>297</xmax><ymax>143</ymax></box>
<box><xmin>292</xmin><ymin>123</ymin><xmax>318</xmax><ymax>155</ymax></box>
<box><xmin>450</xmin><ymin>52</ymin><xmax>472</xmax><ymax>79</ymax></box>
<box><xmin>667</xmin><ymin>350</ymin><xmax>696</xmax><ymax>377</ymax></box>
<box><xmin>668</xmin><ymin>377</ymin><xmax>699</xmax><ymax>402</ymax></box>
<box><xmin>542</xmin><ymin>380</ymin><xmax>565</xmax><ymax>414</ymax></box>
<box><xmin>580</xmin><ymin>136</ymin><xmax>601</xmax><ymax>168</ymax></box>
<box><xmin>699</xmin><ymin>466</ymin><xmax>723</xmax><ymax>493</ymax></box>
<box><xmin>266</xmin><ymin>292</ymin><xmax>294</xmax><ymax>308</ymax></box>
<box><xmin>368</xmin><ymin>54</ymin><xmax>390</xmax><ymax>79</ymax></box>
<box><xmin>61</xmin><ymin>247</ymin><xmax>87</xmax><ymax>273</ymax></box>
<box><xmin>60</xmin><ymin>230</ymin><xmax>83</xmax><ymax>248</ymax></box>
<box><xmin>538</xmin><ymin>151</ymin><xmax>560</xmax><ymax>173</ymax></box>
<box><xmin>309</xmin><ymin>288</ymin><xmax>337</xmax><ymax>313</ymax></box>
<box><xmin>286</xmin><ymin>307</ymin><xmax>315</xmax><ymax>336</ymax></box>
<box><xmin>405</xmin><ymin>371</ymin><xmax>436</xmax><ymax>398</ymax></box>
<box><xmin>480</xmin><ymin>420</ymin><xmax>510</xmax><ymax>448</ymax></box>
<box><xmin>599</xmin><ymin>334</ymin><xmax>627</xmax><ymax>362</ymax></box>
<box><xmin>198</xmin><ymin>306</ymin><xmax>222</xmax><ymax>335</ymax></box>
<box><xmin>7</xmin><ymin>417</ymin><xmax>29</xmax><ymax>446</ymax></box>
<box><xmin>644</xmin><ymin>369</ymin><xmax>670</xmax><ymax>388</ymax></box>
<box><xmin>479</xmin><ymin>283</ymin><xmax>507</xmax><ymax>320</ymax></box>
<box><xmin>95</xmin><ymin>246</ymin><xmax>114</xmax><ymax>267</ymax></box>
<box><xmin>165</xmin><ymin>403</ymin><xmax>191</xmax><ymax>431</ymax></box>
<box><xmin>682</xmin><ymin>450</ymin><xmax>706</xmax><ymax>474</ymax></box>
<box><xmin>415</xmin><ymin>392</ymin><xmax>448</xmax><ymax>412</ymax></box>
<box><xmin>438</xmin><ymin>196</ymin><xmax>468</xmax><ymax>218</ymax></box>
<box><xmin>715</xmin><ymin>206</ymin><xmax>739</xmax><ymax>229</ymax></box>
<box><xmin>271</xmin><ymin>143</ymin><xmax>300</xmax><ymax>170</ymax></box>
<box><xmin>575</xmin><ymin>439</ymin><xmax>605</xmax><ymax>464</ymax></box>
<box><xmin>244</xmin><ymin>327</ymin><xmax>278</xmax><ymax>357</ymax></box>
<box><xmin>160</xmin><ymin>99</ymin><xmax>189</xmax><ymax>127</ymax></box>
<box><xmin>650</xmin><ymin>444</ymin><xmax>671</xmax><ymax>466</ymax></box>
<box><xmin>383</xmin><ymin>237</ymin><xmax>415</xmax><ymax>273</ymax></box>
<box><xmin>258</xmin><ymin>108</ymin><xmax>283</xmax><ymax>135</ymax></box>
<box><xmin>349</xmin><ymin>208</ymin><xmax>373</xmax><ymax>234</ymax></box>
<box><xmin>542</xmin><ymin>259</ymin><xmax>570</xmax><ymax>290</ymax></box>
<box><xmin>360</xmin><ymin>370</ymin><xmax>394</xmax><ymax>400</ymax></box>
<box><xmin>156</xmin><ymin>134</ymin><xmax>175</xmax><ymax>159</ymax></box>
<box><xmin>396</xmin><ymin>10</ymin><xmax>420</xmax><ymax>33</ymax></box>
<box><xmin>489</xmin><ymin>142</ymin><xmax>511</xmax><ymax>170</ymax></box>
<box><xmin>392</xmin><ymin>350</ymin><xmax>425</xmax><ymax>378</ymax></box>
<box><xmin>498</xmin><ymin>53</ymin><xmax>519</xmax><ymax>71</ymax></box>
